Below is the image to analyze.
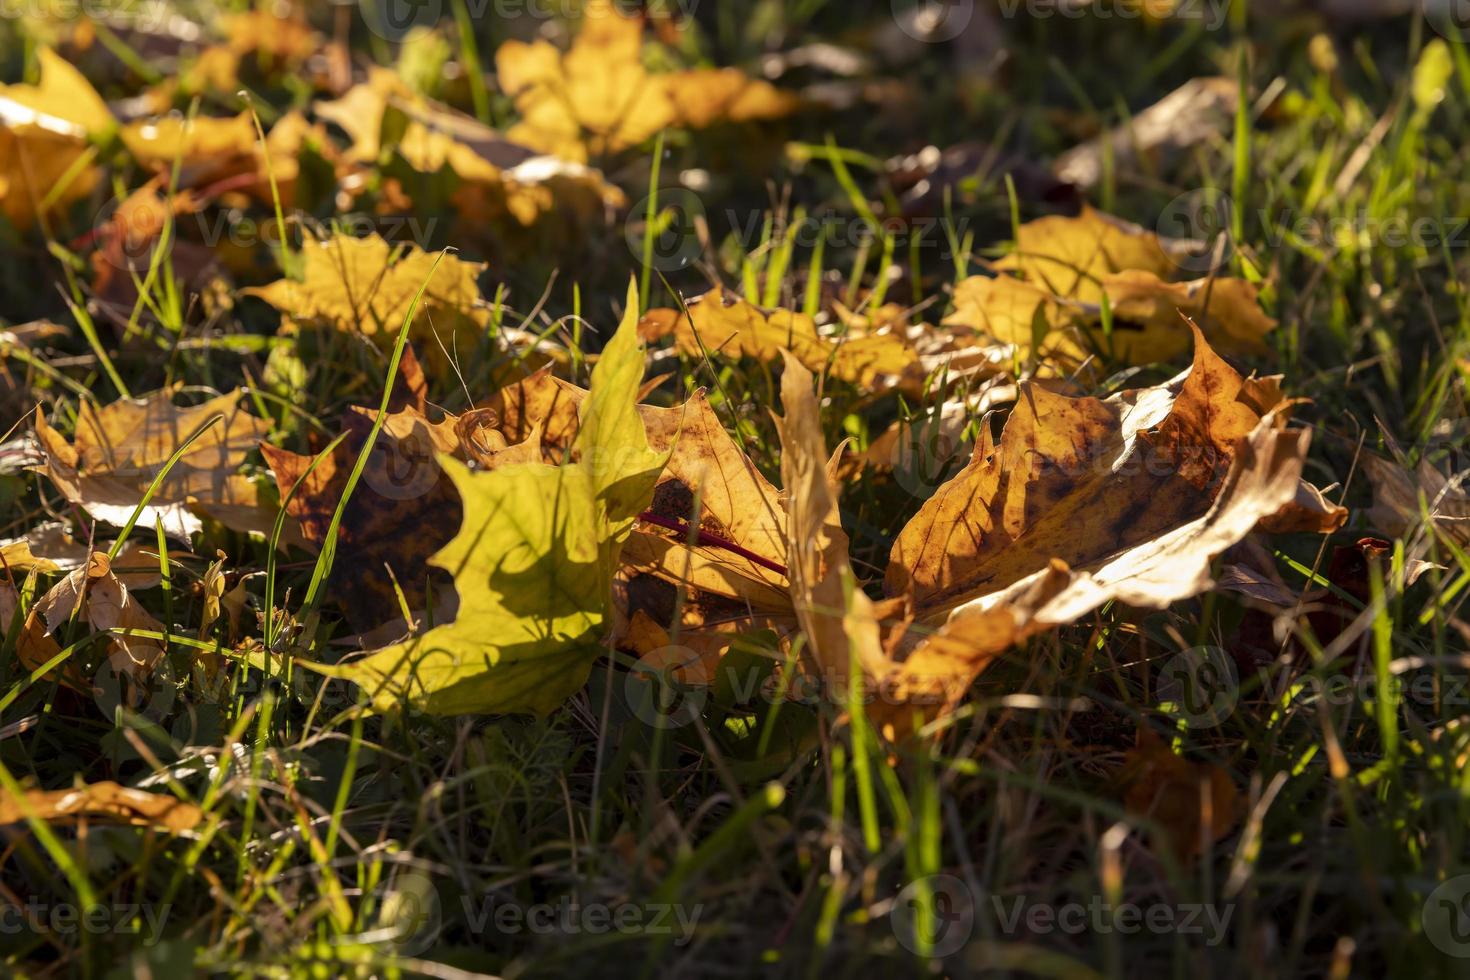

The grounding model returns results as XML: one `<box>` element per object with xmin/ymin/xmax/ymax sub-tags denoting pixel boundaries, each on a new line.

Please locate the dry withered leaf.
<box><xmin>1363</xmin><ymin>449</ymin><xmax>1470</xmax><ymax>548</ymax></box>
<box><xmin>495</xmin><ymin>0</ymin><xmax>796</xmax><ymax>163</ymax></box>
<box><xmin>887</xmin><ymin>328</ymin><xmax>1344</xmax><ymax>630</ymax></box>
<box><xmin>1119</xmin><ymin>727</ymin><xmax>1242</xmax><ymax>861</ymax></box>
<box><xmin>245</xmin><ymin>233</ymin><xmax>488</xmax><ymax>374</ymax></box>
<box><xmin>773</xmin><ymin>355</ymin><xmax>1028</xmax><ymax>737</ymax></box>
<box><xmin>0</xmin><ymin>780</ymin><xmax>202</xmax><ymax>833</ymax></box>
<box><xmin>1054</xmin><ymin>77</ymin><xmax>1238</xmax><ymax>190</ymax></box>
<box><xmin>30</xmin><ymin>550</ymin><xmax>167</xmax><ymax>671</ymax></box>
<box><xmin>944</xmin><ymin>269</ymin><xmax>1276</xmax><ymax>372</ymax></box>
<box><xmin>261</xmin><ymin>402</ymin><xmax>486</xmax><ymax>631</ymax></box>
<box><xmin>34</xmin><ymin>389</ymin><xmax>273</xmax><ymax>542</ymax></box>
<box><xmin>650</xmin><ymin>291</ymin><xmax>919</xmax><ymax>388</ymax></box>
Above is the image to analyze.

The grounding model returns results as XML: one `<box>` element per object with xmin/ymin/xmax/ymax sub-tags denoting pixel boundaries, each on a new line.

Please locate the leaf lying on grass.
<box><xmin>0</xmin><ymin>780</ymin><xmax>201</xmax><ymax>833</ymax></box>
<box><xmin>944</xmin><ymin>261</ymin><xmax>1273</xmax><ymax>372</ymax></box>
<box><xmin>33</xmin><ymin>388</ymin><xmax>274</xmax><ymax>542</ymax></box>
<box><xmin>643</xmin><ymin>290</ymin><xmax>919</xmax><ymax>388</ymax></box>
<box><xmin>315</xmin><ymin>67</ymin><xmax>626</xmax><ymax>237</ymax></box>
<box><xmin>1363</xmin><ymin>448</ymin><xmax>1470</xmax><ymax>548</ymax></box>
<box><xmin>993</xmin><ymin>205</ymin><xmax>1189</xmax><ymax>302</ymax></box>
<box><xmin>29</xmin><ymin>551</ymin><xmax>167</xmax><ymax>674</ymax></box>
<box><xmin>760</xmin><ymin>329</ymin><xmax>1344</xmax><ymax>736</ymax></box>
<box><xmin>308</xmin><ymin>282</ymin><xmax>666</xmax><ymax>715</ymax></box>
<box><xmin>888</xmin><ymin>327</ymin><xmax>1346</xmax><ymax>625</ymax></box>
<box><xmin>495</xmin><ymin>0</ymin><xmax>798</xmax><ymax>163</ymax></box>
<box><xmin>246</xmin><ymin>233</ymin><xmax>489</xmax><ymax>374</ymax></box>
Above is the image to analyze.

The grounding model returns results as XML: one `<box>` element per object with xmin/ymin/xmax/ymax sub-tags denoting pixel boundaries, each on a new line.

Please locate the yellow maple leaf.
<box><xmin>0</xmin><ymin>47</ymin><xmax>111</xmax><ymax>230</ymax></box>
<box><xmin>660</xmin><ymin>291</ymin><xmax>917</xmax><ymax>387</ymax></box>
<box><xmin>245</xmin><ymin>234</ymin><xmax>489</xmax><ymax>372</ymax></box>
<box><xmin>995</xmin><ymin>205</ymin><xmax>1178</xmax><ymax>303</ymax></box>
<box><xmin>309</xmin><ymin>281</ymin><xmax>667</xmax><ymax>716</ymax></box>
<box><xmin>495</xmin><ymin>0</ymin><xmax>796</xmax><ymax>162</ymax></box>
<box><xmin>945</xmin><ymin>268</ymin><xmax>1275</xmax><ymax>370</ymax></box>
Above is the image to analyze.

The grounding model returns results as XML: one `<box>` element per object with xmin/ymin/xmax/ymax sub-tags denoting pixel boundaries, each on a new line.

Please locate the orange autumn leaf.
<box><xmin>0</xmin><ymin>780</ymin><xmax>202</xmax><ymax>833</ymax></box>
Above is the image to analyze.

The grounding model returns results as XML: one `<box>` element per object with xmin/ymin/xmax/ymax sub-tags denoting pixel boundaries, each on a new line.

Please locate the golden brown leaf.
<box><xmin>245</xmin><ymin>233</ymin><xmax>488</xmax><ymax>373</ymax></box>
<box><xmin>994</xmin><ymin>205</ymin><xmax>1177</xmax><ymax>303</ymax></box>
<box><xmin>887</xmin><ymin>328</ymin><xmax>1337</xmax><ymax>629</ymax></box>
<box><xmin>944</xmin><ymin>269</ymin><xmax>1275</xmax><ymax>371</ymax></box>
<box><xmin>495</xmin><ymin>0</ymin><xmax>795</xmax><ymax>162</ymax></box>
<box><xmin>34</xmin><ymin>389</ymin><xmax>273</xmax><ymax>542</ymax></box>
<box><xmin>662</xmin><ymin>291</ymin><xmax>919</xmax><ymax>387</ymax></box>
<box><xmin>0</xmin><ymin>780</ymin><xmax>201</xmax><ymax>833</ymax></box>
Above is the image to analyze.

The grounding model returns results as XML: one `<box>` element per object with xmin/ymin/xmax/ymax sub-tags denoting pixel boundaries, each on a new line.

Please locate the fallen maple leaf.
<box><xmin>887</xmin><ymin>328</ymin><xmax>1344</xmax><ymax>628</ymax></box>
<box><xmin>120</xmin><ymin>112</ymin><xmax>260</xmax><ymax>187</ymax></box>
<box><xmin>648</xmin><ymin>290</ymin><xmax>919</xmax><ymax>388</ymax></box>
<box><xmin>0</xmin><ymin>779</ymin><xmax>201</xmax><ymax>833</ymax></box>
<box><xmin>309</xmin><ymin>282</ymin><xmax>666</xmax><ymax>715</ymax></box>
<box><xmin>0</xmin><ymin>47</ymin><xmax>109</xmax><ymax>230</ymax></box>
<box><xmin>25</xmin><ymin>550</ymin><xmax>168</xmax><ymax>700</ymax></box>
<box><xmin>944</xmin><ymin>267</ymin><xmax>1274</xmax><ymax>373</ymax></box>
<box><xmin>34</xmin><ymin>388</ymin><xmax>274</xmax><ymax>542</ymax></box>
<box><xmin>315</xmin><ymin>67</ymin><xmax>626</xmax><ymax>239</ymax></box>
<box><xmin>495</xmin><ymin>0</ymin><xmax>796</xmax><ymax>163</ymax></box>
<box><xmin>994</xmin><ymin>205</ymin><xmax>1196</xmax><ymax>303</ymax></box>
<box><xmin>730</xmin><ymin>329</ymin><xmax>1343</xmax><ymax>737</ymax></box>
<box><xmin>245</xmin><ymin>233</ymin><xmax>488</xmax><ymax>374</ymax></box>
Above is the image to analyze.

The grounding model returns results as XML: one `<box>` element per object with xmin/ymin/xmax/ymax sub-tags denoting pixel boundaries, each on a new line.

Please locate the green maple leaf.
<box><xmin>311</xmin><ymin>281</ymin><xmax>666</xmax><ymax>716</ymax></box>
